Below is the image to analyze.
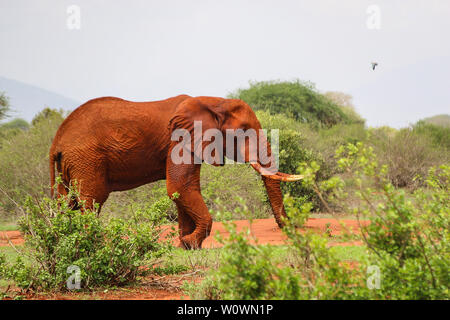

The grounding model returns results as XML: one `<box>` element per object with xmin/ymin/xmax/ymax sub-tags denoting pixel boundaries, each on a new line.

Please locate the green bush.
<box><xmin>187</xmin><ymin>201</ymin><xmax>363</xmax><ymax>300</ymax></box>
<box><xmin>0</xmin><ymin>109</ymin><xmax>64</xmax><ymax>218</ymax></box>
<box><xmin>0</xmin><ymin>118</ymin><xmax>30</xmax><ymax>131</ymax></box>
<box><xmin>368</xmin><ymin>128</ymin><xmax>447</xmax><ymax>189</ymax></box>
<box><xmin>185</xmin><ymin>220</ymin><xmax>302</xmax><ymax>300</ymax></box>
<box><xmin>0</xmin><ymin>185</ymin><xmax>176</xmax><ymax>291</ymax></box>
<box><xmin>0</xmin><ymin>92</ymin><xmax>10</xmax><ymax>120</ymax></box>
<box><xmin>324</xmin><ymin>91</ymin><xmax>365</xmax><ymax>125</ymax></box>
<box><xmin>257</xmin><ymin>109</ymin><xmax>368</xmax><ymax>211</ymax></box>
<box><xmin>419</xmin><ymin>114</ymin><xmax>450</xmax><ymax>128</ymax></box>
<box><xmin>256</xmin><ymin>110</ymin><xmax>328</xmax><ymax>210</ymax></box>
<box><xmin>303</xmin><ymin>123</ymin><xmax>368</xmax><ymax>178</ymax></box>
<box><xmin>337</xmin><ymin>143</ymin><xmax>449</xmax><ymax>299</ymax></box>
<box><xmin>413</xmin><ymin>121</ymin><xmax>450</xmax><ymax>150</ymax></box>
<box><xmin>105</xmin><ymin>164</ymin><xmax>271</xmax><ymax>222</ymax></box>
<box><xmin>200</xmin><ymin>164</ymin><xmax>270</xmax><ymax>220</ymax></box>
<box><xmin>102</xmin><ymin>181</ymin><xmax>179</xmax><ymax>220</ymax></box>
<box><xmin>0</xmin><ymin>119</ymin><xmax>30</xmax><ymax>150</ymax></box>
<box><xmin>229</xmin><ymin>80</ymin><xmax>356</xmax><ymax>127</ymax></box>
<box><xmin>191</xmin><ymin>143</ymin><xmax>449</xmax><ymax>300</ymax></box>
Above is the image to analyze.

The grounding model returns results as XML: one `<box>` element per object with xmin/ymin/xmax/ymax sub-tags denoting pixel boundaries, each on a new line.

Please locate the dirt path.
<box><xmin>0</xmin><ymin>217</ymin><xmax>367</xmax><ymax>248</ymax></box>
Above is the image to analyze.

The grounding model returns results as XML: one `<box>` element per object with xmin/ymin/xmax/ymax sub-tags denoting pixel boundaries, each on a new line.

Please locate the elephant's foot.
<box><xmin>177</xmin><ymin>240</ymin><xmax>189</xmax><ymax>249</ymax></box>
<box><xmin>275</xmin><ymin>217</ymin><xmax>286</xmax><ymax>229</ymax></box>
<box><xmin>180</xmin><ymin>233</ymin><xmax>204</xmax><ymax>250</ymax></box>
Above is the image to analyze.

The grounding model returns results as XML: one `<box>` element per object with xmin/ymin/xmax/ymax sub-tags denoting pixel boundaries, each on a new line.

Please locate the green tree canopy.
<box><xmin>228</xmin><ymin>80</ymin><xmax>358</xmax><ymax>127</ymax></box>
<box><xmin>0</xmin><ymin>92</ymin><xmax>11</xmax><ymax>120</ymax></box>
<box><xmin>31</xmin><ymin>107</ymin><xmax>65</xmax><ymax>126</ymax></box>
<box><xmin>324</xmin><ymin>91</ymin><xmax>365</xmax><ymax>125</ymax></box>
<box><xmin>419</xmin><ymin>114</ymin><xmax>450</xmax><ymax>128</ymax></box>
<box><xmin>0</xmin><ymin>118</ymin><xmax>30</xmax><ymax>131</ymax></box>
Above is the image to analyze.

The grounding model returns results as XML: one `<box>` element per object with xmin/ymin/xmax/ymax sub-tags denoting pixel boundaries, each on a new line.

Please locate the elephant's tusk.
<box><xmin>276</xmin><ymin>173</ymin><xmax>304</xmax><ymax>181</ymax></box>
<box><xmin>271</xmin><ymin>174</ymin><xmax>304</xmax><ymax>182</ymax></box>
<box><xmin>250</xmin><ymin>163</ymin><xmax>304</xmax><ymax>182</ymax></box>
<box><xmin>274</xmin><ymin>172</ymin><xmax>304</xmax><ymax>180</ymax></box>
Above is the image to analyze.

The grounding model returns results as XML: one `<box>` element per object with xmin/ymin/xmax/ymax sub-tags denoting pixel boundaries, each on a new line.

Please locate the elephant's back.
<box><xmin>52</xmin><ymin>95</ymin><xmax>189</xmax><ymax>147</ymax></box>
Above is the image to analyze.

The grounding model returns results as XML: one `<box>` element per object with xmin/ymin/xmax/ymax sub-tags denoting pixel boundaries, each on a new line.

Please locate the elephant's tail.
<box><xmin>49</xmin><ymin>150</ymin><xmax>62</xmax><ymax>198</ymax></box>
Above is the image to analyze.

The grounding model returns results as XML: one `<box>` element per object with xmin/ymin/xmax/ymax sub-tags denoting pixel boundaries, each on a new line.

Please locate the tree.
<box><xmin>0</xmin><ymin>118</ymin><xmax>30</xmax><ymax>131</ymax></box>
<box><xmin>0</xmin><ymin>92</ymin><xmax>11</xmax><ymax>120</ymax></box>
<box><xmin>31</xmin><ymin>107</ymin><xmax>65</xmax><ymax>126</ymax></box>
<box><xmin>324</xmin><ymin>91</ymin><xmax>365</xmax><ymax>125</ymax></box>
<box><xmin>228</xmin><ymin>80</ymin><xmax>356</xmax><ymax>127</ymax></box>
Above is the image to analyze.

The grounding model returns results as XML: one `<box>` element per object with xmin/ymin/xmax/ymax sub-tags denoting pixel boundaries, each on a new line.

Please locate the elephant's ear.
<box><xmin>168</xmin><ymin>97</ymin><xmax>225</xmax><ymax>165</ymax></box>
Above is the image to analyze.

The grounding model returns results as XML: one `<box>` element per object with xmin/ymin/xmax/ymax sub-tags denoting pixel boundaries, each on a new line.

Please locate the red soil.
<box><xmin>0</xmin><ymin>230</ymin><xmax>24</xmax><ymax>247</ymax></box>
<box><xmin>0</xmin><ymin>217</ymin><xmax>367</xmax><ymax>248</ymax></box>
<box><xmin>18</xmin><ymin>286</ymin><xmax>189</xmax><ymax>300</ymax></box>
<box><xmin>184</xmin><ymin>217</ymin><xmax>367</xmax><ymax>248</ymax></box>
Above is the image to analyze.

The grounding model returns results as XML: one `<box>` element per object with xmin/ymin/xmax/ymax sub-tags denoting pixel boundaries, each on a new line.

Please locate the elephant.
<box><xmin>49</xmin><ymin>95</ymin><xmax>302</xmax><ymax>249</ymax></box>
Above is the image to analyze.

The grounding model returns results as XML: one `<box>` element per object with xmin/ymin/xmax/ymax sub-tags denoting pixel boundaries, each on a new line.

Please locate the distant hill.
<box><xmin>420</xmin><ymin>114</ymin><xmax>450</xmax><ymax>128</ymax></box>
<box><xmin>0</xmin><ymin>76</ymin><xmax>80</xmax><ymax>122</ymax></box>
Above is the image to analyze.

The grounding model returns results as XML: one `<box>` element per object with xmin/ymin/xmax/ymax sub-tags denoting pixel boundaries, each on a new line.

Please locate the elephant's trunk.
<box><xmin>261</xmin><ymin>176</ymin><xmax>287</xmax><ymax>228</ymax></box>
<box><xmin>248</xmin><ymin>131</ymin><xmax>303</xmax><ymax>228</ymax></box>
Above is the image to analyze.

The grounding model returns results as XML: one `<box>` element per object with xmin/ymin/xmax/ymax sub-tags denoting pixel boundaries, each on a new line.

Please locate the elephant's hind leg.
<box><xmin>69</xmin><ymin>166</ymin><xmax>110</xmax><ymax>214</ymax></box>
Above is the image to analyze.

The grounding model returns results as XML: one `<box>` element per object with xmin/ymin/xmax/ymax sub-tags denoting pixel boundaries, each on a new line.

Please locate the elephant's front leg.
<box><xmin>166</xmin><ymin>162</ymin><xmax>212</xmax><ymax>249</ymax></box>
<box><xmin>174</xmin><ymin>203</ymin><xmax>196</xmax><ymax>248</ymax></box>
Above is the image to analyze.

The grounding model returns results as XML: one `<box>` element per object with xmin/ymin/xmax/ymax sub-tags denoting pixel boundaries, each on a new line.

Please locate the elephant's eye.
<box><xmin>240</xmin><ymin>122</ymin><xmax>250</xmax><ymax>130</ymax></box>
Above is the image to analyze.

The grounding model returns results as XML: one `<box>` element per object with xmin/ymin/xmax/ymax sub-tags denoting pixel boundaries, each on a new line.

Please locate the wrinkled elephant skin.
<box><xmin>50</xmin><ymin>95</ymin><xmax>301</xmax><ymax>249</ymax></box>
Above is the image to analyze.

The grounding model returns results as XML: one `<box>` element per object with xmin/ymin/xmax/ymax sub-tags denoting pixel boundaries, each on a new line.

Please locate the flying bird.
<box><xmin>371</xmin><ymin>62</ymin><xmax>378</xmax><ymax>70</ymax></box>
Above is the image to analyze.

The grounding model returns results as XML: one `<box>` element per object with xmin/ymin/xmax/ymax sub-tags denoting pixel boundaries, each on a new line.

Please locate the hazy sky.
<box><xmin>1</xmin><ymin>0</ymin><xmax>449</xmax><ymax>127</ymax></box>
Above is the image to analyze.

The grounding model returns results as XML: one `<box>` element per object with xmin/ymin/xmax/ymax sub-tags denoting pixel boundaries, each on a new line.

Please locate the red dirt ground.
<box><xmin>0</xmin><ymin>217</ymin><xmax>368</xmax><ymax>300</ymax></box>
<box><xmin>0</xmin><ymin>230</ymin><xmax>23</xmax><ymax>247</ymax></box>
<box><xmin>199</xmin><ymin>217</ymin><xmax>367</xmax><ymax>248</ymax></box>
<box><xmin>1</xmin><ymin>217</ymin><xmax>367</xmax><ymax>248</ymax></box>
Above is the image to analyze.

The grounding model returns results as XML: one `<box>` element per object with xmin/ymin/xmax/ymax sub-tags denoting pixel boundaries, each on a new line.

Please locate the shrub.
<box><xmin>324</xmin><ymin>91</ymin><xmax>365</xmax><ymax>125</ymax></box>
<box><xmin>368</xmin><ymin>128</ymin><xmax>447</xmax><ymax>189</ymax></box>
<box><xmin>190</xmin><ymin>143</ymin><xmax>449</xmax><ymax>300</ymax></box>
<box><xmin>0</xmin><ymin>109</ymin><xmax>64</xmax><ymax>218</ymax></box>
<box><xmin>256</xmin><ymin>110</ymin><xmax>328</xmax><ymax>210</ymax></box>
<box><xmin>105</xmin><ymin>164</ymin><xmax>271</xmax><ymax>222</ymax></box>
<box><xmin>306</xmin><ymin>123</ymin><xmax>368</xmax><ymax>176</ymax></box>
<box><xmin>257</xmin><ymin>111</ymin><xmax>369</xmax><ymax>211</ymax></box>
<box><xmin>187</xmin><ymin>199</ymin><xmax>363</xmax><ymax>300</ymax></box>
<box><xmin>413</xmin><ymin>120</ymin><xmax>450</xmax><ymax>150</ymax></box>
<box><xmin>337</xmin><ymin>143</ymin><xmax>450</xmax><ymax>299</ymax></box>
<box><xmin>186</xmin><ymin>220</ymin><xmax>302</xmax><ymax>300</ymax></box>
<box><xmin>0</xmin><ymin>185</ymin><xmax>176</xmax><ymax>291</ymax></box>
<box><xmin>229</xmin><ymin>80</ymin><xmax>355</xmax><ymax>127</ymax></box>
<box><xmin>419</xmin><ymin>114</ymin><xmax>450</xmax><ymax>128</ymax></box>
<box><xmin>200</xmin><ymin>164</ymin><xmax>270</xmax><ymax>220</ymax></box>
<box><xmin>0</xmin><ymin>92</ymin><xmax>10</xmax><ymax>120</ymax></box>
<box><xmin>102</xmin><ymin>181</ymin><xmax>179</xmax><ymax>220</ymax></box>
<box><xmin>0</xmin><ymin>118</ymin><xmax>29</xmax><ymax>131</ymax></box>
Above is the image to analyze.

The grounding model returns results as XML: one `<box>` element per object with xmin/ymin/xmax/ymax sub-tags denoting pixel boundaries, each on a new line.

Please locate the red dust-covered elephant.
<box><xmin>49</xmin><ymin>95</ymin><xmax>302</xmax><ymax>249</ymax></box>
